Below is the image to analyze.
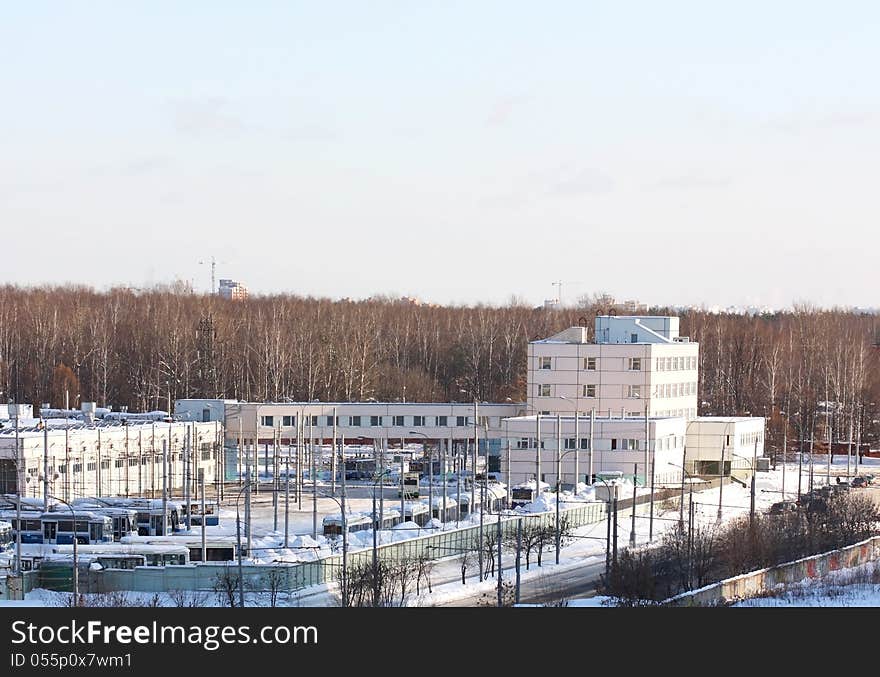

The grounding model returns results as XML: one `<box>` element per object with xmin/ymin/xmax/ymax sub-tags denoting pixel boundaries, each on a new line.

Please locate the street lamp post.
<box><xmin>733</xmin><ymin>439</ymin><xmax>759</xmax><ymax>529</ymax></box>
<box><xmin>47</xmin><ymin>495</ymin><xmax>79</xmax><ymax>603</ymax></box>
<box><xmin>234</xmin><ymin>474</ymin><xmax>254</xmax><ymax>607</ymax></box>
<box><xmin>593</xmin><ymin>475</ymin><xmax>616</xmax><ymax>573</ymax></box>
<box><xmin>370</xmin><ymin>468</ymin><xmax>393</xmax><ymax>607</ymax></box>
<box><xmin>555</xmin><ymin>448</ymin><xmax>580</xmax><ymax>565</ymax></box>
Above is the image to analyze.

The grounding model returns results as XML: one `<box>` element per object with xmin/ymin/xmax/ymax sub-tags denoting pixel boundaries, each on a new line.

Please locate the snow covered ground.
<box><xmin>5</xmin><ymin>455</ymin><xmax>879</xmax><ymax>607</ymax></box>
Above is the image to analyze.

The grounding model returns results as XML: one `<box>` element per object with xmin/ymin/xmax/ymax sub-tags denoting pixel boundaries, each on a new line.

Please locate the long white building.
<box><xmin>0</xmin><ymin>417</ymin><xmax>224</xmax><ymax>502</ymax></box>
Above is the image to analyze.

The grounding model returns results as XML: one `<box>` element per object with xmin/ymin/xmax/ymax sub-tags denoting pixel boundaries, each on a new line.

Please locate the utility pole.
<box><xmin>472</xmin><ymin>399</ymin><xmax>478</xmax><ymax>515</ymax></box>
<box><xmin>612</xmin><ymin>496</ymin><xmax>618</xmax><ymax>566</ymax></box>
<box><xmin>588</xmin><ymin>409</ymin><xmax>595</xmax><ymax>485</ymax></box>
<box><xmin>43</xmin><ymin>422</ymin><xmax>48</xmax><ymax>513</ymax></box>
<box><xmin>535</xmin><ymin>414</ymin><xmax>541</xmax><ymax>496</ymax></box>
<box><xmin>284</xmin><ymin>451</ymin><xmax>290</xmax><ymax>548</ymax></box>
<box><xmin>515</xmin><ymin>517</ymin><xmax>522</xmax><ymax>605</ymax></box>
<box><xmin>629</xmin><ymin>462</ymin><xmax>637</xmax><ymax>547</ymax></box>
<box><xmin>200</xmin><ymin>474</ymin><xmax>206</xmax><ymax>564</ymax></box>
<box><xmin>184</xmin><ymin>426</ymin><xmax>191</xmax><ymax>530</ymax></box>
<box><xmin>496</xmin><ymin>514</ymin><xmax>503</xmax><ymax>607</ymax></box>
<box><xmin>161</xmin><ymin>439</ymin><xmax>168</xmax><ymax>535</ymax></box>
<box><xmin>310</xmin><ymin>415</ymin><xmax>317</xmax><ymax>540</ymax></box>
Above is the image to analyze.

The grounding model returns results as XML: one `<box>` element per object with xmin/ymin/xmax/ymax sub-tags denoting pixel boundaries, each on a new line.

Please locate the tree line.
<box><xmin>0</xmin><ymin>284</ymin><xmax>877</xmax><ymax>450</ymax></box>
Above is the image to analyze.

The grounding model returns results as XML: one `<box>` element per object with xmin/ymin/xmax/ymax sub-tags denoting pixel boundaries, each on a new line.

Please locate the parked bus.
<box><xmin>180</xmin><ymin>500</ymin><xmax>220</xmax><ymax>527</ymax></box>
<box><xmin>39</xmin><ymin>511</ymin><xmax>113</xmax><ymax>545</ymax></box>
<box><xmin>0</xmin><ymin>510</ymin><xmax>44</xmax><ymax>544</ymax></box>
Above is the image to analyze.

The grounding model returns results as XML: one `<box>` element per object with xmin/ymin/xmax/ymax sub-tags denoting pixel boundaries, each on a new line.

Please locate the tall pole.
<box><xmin>471</xmin><ymin>400</ymin><xmax>478</xmax><ymax>514</ymax></box>
<box><xmin>612</xmin><ymin>496</ymin><xmax>618</xmax><ymax>566</ymax></box>
<box><xmin>505</xmin><ymin>439</ymin><xmax>511</xmax><ymax>509</ymax></box>
<box><xmin>43</xmin><ymin>422</ymin><xmax>49</xmax><ymax>512</ymax></box>
<box><xmin>399</xmin><ymin>443</ymin><xmax>405</xmax><ymax>523</ymax></box>
<box><xmin>555</xmin><ymin>414</ymin><xmax>562</xmax><ymax>495</ymax></box>
<box><xmin>496</xmin><ymin>513</ymin><xmax>503</xmax><ymax>607</ymax></box>
<box><xmin>284</xmin><ymin>452</ymin><xmax>290</xmax><ymax>548</ymax></box>
<box><xmin>161</xmin><ymin>439</ymin><xmax>168</xmax><ymax>534</ymax></box>
<box><xmin>184</xmin><ymin>426</ymin><xmax>191</xmax><ymax>530</ymax></box>
<box><xmin>427</xmin><ymin>438</ymin><xmax>433</xmax><ymax>524</ymax></box>
<box><xmin>236</xmin><ymin>491</ymin><xmax>245</xmax><ymax>608</ymax></box>
<box><xmin>310</xmin><ymin>415</ymin><xmax>317</xmax><ymax>540</ymax></box>
<box><xmin>750</xmin><ymin>439</ymin><xmax>757</xmax><ymax>528</ymax></box>
<box><xmin>717</xmin><ymin>427</ymin><xmax>725</xmax><ymax>522</ymax></box>
<box><xmin>245</xmin><ymin>466</ymin><xmax>252</xmax><ymax>556</ymax></box>
<box><xmin>200</xmin><ymin>474</ymin><xmax>206</xmax><ymax>564</ymax></box>
<box><xmin>272</xmin><ymin>429</ymin><xmax>278</xmax><ymax>532</ymax></box>
<box><xmin>574</xmin><ymin>410</ymin><xmax>580</xmax><ymax>486</ymax></box>
<box><xmin>648</xmin><ymin>416</ymin><xmax>655</xmax><ymax>542</ymax></box>
<box><xmin>826</xmin><ymin>419</ymin><xmax>832</xmax><ymax>486</ymax></box>
<box><xmin>535</xmin><ymin>414</ymin><xmax>541</xmax><ymax>495</ymax></box>
<box><xmin>629</xmin><ymin>462</ymin><xmax>637</xmax><ymax>547</ymax></box>
<box><xmin>782</xmin><ymin>415</ymin><xmax>788</xmax><ymax>500</ymax></box>
<box><xmin>371</xmin><ymin>478</ymin><xmax>378</xmax><ymax>607</ymax></box>
<box><xmin>515</xmin><ymin>517</ymin><xmax>522</xmax><ymax>605</ymax></box>
<box><xmin>332</xmin><ymin>407</ymin><xmax>337</xmax><ymax>494</ymax></box>
<box><xmin>340</xmin><ymin>434</ymin><xmax>347</xmax><ymax>607</ymax></box>
<box><xmin>13</xmin><ymin>406</ymin><xmax>22</xmax><ymax>576</ymax></box>
<box><xmin>855</xmin><ymin>405</ymin><xmax>862</xmax><ymax>474</ymax></box>
<box><xmin>605</xmin><ymin>492</ymin><xmax>611</xmax><ymax>575</ymax></box>
<box><xmin>846</xmin><ymin>412</ymin><xmax>853</xmax><ymax>481</ymax></box>
<box><xmin>588</xmin><ymin>409</ymin><xmax>595</xmax><ymax>484</ymax></box>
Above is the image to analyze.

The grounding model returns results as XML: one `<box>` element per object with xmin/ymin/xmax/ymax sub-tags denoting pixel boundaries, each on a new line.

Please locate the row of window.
<box><xmin>535</xmin><ymin>383</ymin><xmax>697</xmax><ymax>399</ymax></box>
<box><xmin>657</xmin><ymin>356</ymin><xmax>697</xmax><ymax>371</ymax></box>
<box><xmin>262</xmin><ymin>415</ymin><xmax>489</xmax><ymax>428</ymax></box>
<box><xmin>538</xmin><ymin>356</ymin><xmax>697</xmax><ymax>372</ymax></box>
<box><xmin>35</xmin><ymin>451</ymin><xmax>218</xmax><ymax>475</ymax></box>
<box><xmin>655</xmin><ymin>382</ymin><xmax>697</xmax><ymax>398</ymax></box>
<box><xmin>511</xmin><ymin>438</ymin><xmax>647</xmax><ymax>451</ymax></box>
<box><xmin>738</xmin><ymin>431</ymin><xmax>764</xmax><ymax>447</ymax></box>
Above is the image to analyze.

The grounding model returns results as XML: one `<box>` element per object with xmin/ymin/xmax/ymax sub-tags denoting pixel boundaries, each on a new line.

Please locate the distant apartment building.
<box><xmin>218</xmin><ymin>279</ymin><xmax>248</xmax><ymax>300</ymax></box>
<box><xmin>528</xmin><ymin>316</ymin><xmax>699</xmax><ymax>419</ymax></box>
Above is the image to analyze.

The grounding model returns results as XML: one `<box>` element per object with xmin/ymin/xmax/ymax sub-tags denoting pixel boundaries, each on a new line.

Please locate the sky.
<box><xmin>2</xmin><ymin>1</ymin><xmax>879</xmax><ymax>309</ymax></box>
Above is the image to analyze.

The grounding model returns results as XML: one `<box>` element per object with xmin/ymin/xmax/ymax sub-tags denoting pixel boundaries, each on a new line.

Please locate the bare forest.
<box><xmin>1</xmin><ymin>285</ymin><xmax>878</xmax><ymax>452</ymax></box>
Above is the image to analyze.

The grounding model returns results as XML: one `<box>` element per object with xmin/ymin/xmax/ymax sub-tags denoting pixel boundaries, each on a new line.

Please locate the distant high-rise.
<box><xmin>218</xmin><ymin>279</ymin><xmax>248</xmax><ymax>300</ymax></box>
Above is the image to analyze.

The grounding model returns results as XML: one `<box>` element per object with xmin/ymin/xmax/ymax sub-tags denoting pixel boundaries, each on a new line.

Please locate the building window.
<box><xmin>308</xmin><ymin>416</ymin><xmax>318</xmax><ymax>426</ymax></box>
<box><xmin>87</xmin><ymin>462</ymin><xmax>97</xmax><ymax>472</ymax></box>
<box><xmin>114</xmin><ymin>459</ymin><xmax>124</xmax><ymax>468</ymax></box>
<box><xmin>564</xmin><ymin>438</ymin><xmax>577</xmax><ymax>450</ymax></box>
<box><xmin>516</xmin><ymin>438</ymin><xmax>531</xmax><ymax>450</ymax></box>
<box><xmin>350</xmin><ymin>416</ymin><xmax>362</xmax><ymax>427</ymax></box>
<box><xmin>413</xmin><ymin>416</ymin><xmax>425</xmax><ymax>427</ymax></box>
<box><xmin>665</xmin><ymin>357</ymin><xmax>672</xmax><ymax>371</ymax></box>
<box><xmin>584</xmin><ymin>357</ymin><xmax>597</xmax><ymax>370</ymax></box>
<box><xmin>101</xmin><ymin>460</ymin><xmax>110</xmax><ymax>470</ymax></box>
<box><xmin>611</xmin><ymin>439</ymin><xmax>617</xmax><ymax>450</ymax></box>
<box><xmin>630</xmin><ymin>333</ymin><xmax>638</xmax><ymax>343</ymax></box>
<box><xmin>628</xmin><ymin>358</ymin><xmax>641</xmax><ymax>371</ymax></box>
<box><xmin>202</xmin><ymin>450</ymin><xmax>211</xmax><ymax>460</ymax></box>
<box><xmin>326</xmin><ymin>416</ymin><xmax>335</xmax><ymax>426</ymax></box>
<box><xmin>436</xmin><ymin>416</ymin><xmax>448</xmax><ymax>427</ymax></box>
<box><xmin>621</xmin><ymin>439</ymin><xmax>639</xmax><ymax>451</ymax></box>
<box><xmin>627</xmin><ymin>385</ymin><xmax>641</xmax><ymax>399</ymax></box>
<box><xmin>282</xmin><ymin>415</ymin><xmax>295</xmax><ymax>427</ymax></box>
<box><xmin>657</xmin><ymin>358</ymin><xmax>664</xmax><ymax>371</ymax></box>
<box><xmin>540</xmin><ymin>357</ymin><xmax>552</xmax><ymax>370</ymax></box>
<box><xmin>393</xmin><ymin>416</ymin><xmax>405</xmax><ymax>426</ymax></box>
<box><xmin>260</xmin><ymin>415</ymin><xmax>274</xmax><ymax>427</ymax></box>
<box><xmin>456</xmin><ymin>416</ymin><xmax>467</xmax><ymax>427</ymax></box>
<box><xmin>58</xmin><ymin>465</ymin><xmax>67</xmax><ymax>474</ymax></box>
<box><xmin>583</xmin><ymin>385</ymin><xmax>596</xmax><ymax>398</ymax></box>
<box><xmin>539</xmin><ymin>384</ymin><xmax>551</xmax><ymax>397</ymax></box>
<box><xmin>580</xmin><ymin>438</ymin><xmax>590</xmax><ymax>450</ymax></box>
<box><xmin>370</xmin><ymin>416</ymin><xmax>382</xmax><ymax>426</ymax></box>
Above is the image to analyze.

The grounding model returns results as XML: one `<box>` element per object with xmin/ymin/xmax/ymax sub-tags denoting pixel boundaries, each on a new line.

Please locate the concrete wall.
<box><xmin>664</xmin><ymin>536</ymin><xmax>880</xmax><ymax>606</ymax></box>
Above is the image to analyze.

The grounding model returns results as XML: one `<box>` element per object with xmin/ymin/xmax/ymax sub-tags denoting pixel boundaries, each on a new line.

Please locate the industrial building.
<box><xmin>0</xmin><ymin>404</ymin><xmax>223</xmax><ymax>502</ymax></box>
<box><xmin>175</xmin><ymin>315</ymin><xmax>764</xmax><ymax>489</ymax></box>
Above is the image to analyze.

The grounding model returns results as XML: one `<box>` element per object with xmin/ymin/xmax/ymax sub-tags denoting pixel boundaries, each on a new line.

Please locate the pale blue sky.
<box><xmin>2</xmin><ymin>2</ymin><xmax>878</xmax><ymax>308</ymax></box>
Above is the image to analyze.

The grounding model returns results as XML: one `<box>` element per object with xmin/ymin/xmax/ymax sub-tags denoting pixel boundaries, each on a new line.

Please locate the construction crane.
<box><xmin>198</xmin><ymin>257</ymin><xmax>228</xmax><ymax>295</ymax></box>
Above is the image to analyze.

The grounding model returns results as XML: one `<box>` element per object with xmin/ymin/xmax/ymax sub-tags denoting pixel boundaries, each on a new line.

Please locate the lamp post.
<box><xmin>369</xmin><ymin>468</ymin><xmax>393</xmax><ymax>607</ymax></box>
<box><xmin>555</xmin><ymin>448</ymin><xmax>580</xmax><ymax>565</ymax></box>
<box><xmin>47</xmin><ymin>494</ymin><xmax>79</xmax><ymax>603</ymax></box>
<box><xmin>668</xmin><ymin>461</ymin><xmax>695</xmax><ymax>587</ymax></box>
<box><xmin>312</xmin><ymin>485</ymin><xmax>349</xmax><ymax>607</ymax></box>
<box><xmin>234</xmin><ymin>474</ymin><xmax>254</xmax><ymax>607</ymax></box>
<box><xmin>593</xmin><ymin>475</ymin><xmax>616</xmax><ymax>573</ymax></box>
<box><xmin>733</xmin><ymin>441</ymin><xmax>759</xmax><ymax>529</ymax></box>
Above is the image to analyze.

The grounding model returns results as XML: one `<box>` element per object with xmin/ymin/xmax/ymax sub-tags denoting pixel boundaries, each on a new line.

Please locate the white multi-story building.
<box><xmin>528</xmin><ymin>316</ymin><xmax>699</xmax><ymax>420</ymax></box>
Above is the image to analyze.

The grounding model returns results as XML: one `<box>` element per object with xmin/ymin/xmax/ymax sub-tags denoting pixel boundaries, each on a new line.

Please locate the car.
<box><xmin>850</xmin><ymin>477</ymin><xmax>868</xmax><ymax>488</ymax></box>
<box><xmin>769</xmin><ymin>500</ymin><xmax>798</xmax><ymax>515</ymax></box>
